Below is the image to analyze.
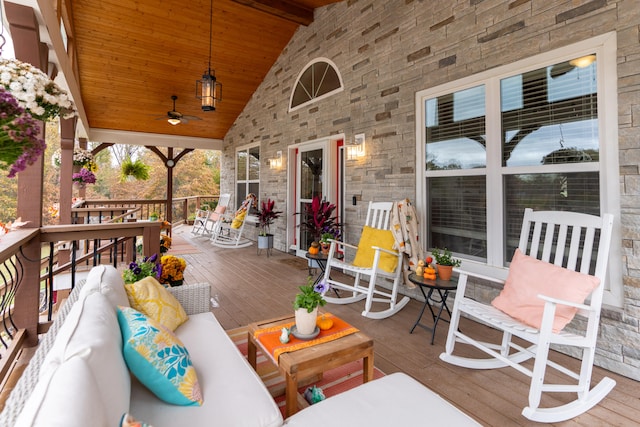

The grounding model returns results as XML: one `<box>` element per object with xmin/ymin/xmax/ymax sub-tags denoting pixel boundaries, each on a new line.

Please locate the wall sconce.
<box><xmin>346</xmin><ymin>133</ymin><xmax>366</xmax><ymax>160</ymax></box>
<box><xmin>269</xmin><ymin>150</ymin><xmax>283</xmax><ymax>169</ymax></box>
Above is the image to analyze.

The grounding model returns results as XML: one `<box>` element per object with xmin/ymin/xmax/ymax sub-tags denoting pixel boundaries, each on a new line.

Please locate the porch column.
<box><xmin>5</xmin><ymin>2</ymin><xmax>47</xmax><ymax>346</ymax></box>
<box><xmin>59</xmin><ymin>117</ymin><xmax>76</xmax><ymax>225</ymax></box>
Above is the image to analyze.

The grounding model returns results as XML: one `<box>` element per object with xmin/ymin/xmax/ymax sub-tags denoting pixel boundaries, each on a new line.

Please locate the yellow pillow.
<box><xmin>352</xmin><ymin>226</ymin><xmax>399</xmax><ymax>273</ymax></box>
<box><xmin>125</xmin><ymin>277</ymin><xmax>188</xmax><ymax>331</ymax></box>
<box><xmin>231</xmin><ymin>210</ymin><xmax>247</xmax><ymax>229</ymax></box>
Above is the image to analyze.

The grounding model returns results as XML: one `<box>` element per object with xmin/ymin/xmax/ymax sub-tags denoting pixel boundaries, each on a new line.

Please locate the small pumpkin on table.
<box><xmin>317</xmin><ymin>314</ymin><xmax>334</xmax><ymax>330</ymax></box>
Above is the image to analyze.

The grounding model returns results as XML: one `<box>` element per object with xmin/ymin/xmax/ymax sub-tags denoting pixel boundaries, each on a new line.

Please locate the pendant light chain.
<box><xmin>207</xmin><ymin>0</ymin><xmax>213</xmax><ymax>74</ymax></box>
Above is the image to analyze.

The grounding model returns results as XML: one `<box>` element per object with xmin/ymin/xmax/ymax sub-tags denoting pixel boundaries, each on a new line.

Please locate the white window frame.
<box><xmin>235</xmin><ymin>142</ymin><xmax>260</xmax><ymax>210</ymax></box>
<box><xmin>415</xmin><ymin>32</ymin><xmax>622</xmax><ymax>307</ymax></box>
<box><xmin>289</xmin><ymin>57</ymin><xmax>344</xmax><ymax>112</ymax></box>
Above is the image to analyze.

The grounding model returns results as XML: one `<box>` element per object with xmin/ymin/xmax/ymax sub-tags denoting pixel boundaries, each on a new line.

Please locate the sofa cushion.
<box><xmin>79</xmin><ymin>264</ymin><xmax>130</xmax><ymax>308</ymax></box>
<box><xmin>117</xmin><ymin>306</ymin><xmax>203</xmax><ymax>406</ymax></box>
<box><xmin>30</xmin><ymin>292</ymin><xmax>130</xmax><ymax>426</ymax></box>
<box><xmin>129</xmin><ymin>312</ymin><xmax>283</xmax><ymax>427</ymax></box>
<box><xmin>492</xmin><ymin>248</ymin><xmax>600</xmax><ymax>332</ymax></box>
<box><xmin>15</xmin><ymin>356</ymin><xmax>108</xmax><ymax>427</ymax></box>
<box><xmin>284</xmin><ymin>373</ymin><xmax>481</xmax><ymax>426</ymax></box>
<box><xmin>125</xmin><ymin>276</ymin><xmax>188</xmax><ymax>331</ymax></box>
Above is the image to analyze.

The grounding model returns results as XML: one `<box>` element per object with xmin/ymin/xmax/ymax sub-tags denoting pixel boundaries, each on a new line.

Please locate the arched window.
<box><xmin>289</xmin><ymin>58</ymin><xmax>343</xmax><ymax>111</ymax></box>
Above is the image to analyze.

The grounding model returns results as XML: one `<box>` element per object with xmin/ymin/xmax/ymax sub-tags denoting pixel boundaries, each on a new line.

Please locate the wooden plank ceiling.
<box><xmin>69</xmin><ymin>0</ymin><xmax>341</xmax><ymax>142</ymax></box>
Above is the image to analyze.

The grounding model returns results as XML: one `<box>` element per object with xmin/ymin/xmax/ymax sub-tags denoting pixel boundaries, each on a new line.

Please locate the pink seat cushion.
<box><xmin>209</xmin><ymin>205</ymin><xmax>226</xmax><ymax>222</ymax></box>
<box><xmin>491</xmin><ymin>248</ymin><xmax>600</xmax><ymax>333</ymax></box>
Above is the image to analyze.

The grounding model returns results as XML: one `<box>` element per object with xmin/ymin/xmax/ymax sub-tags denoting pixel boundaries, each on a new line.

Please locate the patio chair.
<box><xmin>321</xmin><ymin>201</ymin><xmax>409</xmax><ymax>319</ymax></box>
<box><xmin>439</xmin><ymin>208</ymin><xmax>615</xmax><ymax>422</ymax></box>
<box><xmin>210</xmin><ymin>194</ymin><xmax>257</xmax><ymax>249</ymax></box>
<box><xmin>191</xmin><ymin>193</ymin><xmax>231</xmax><ymax>237</ymax></box>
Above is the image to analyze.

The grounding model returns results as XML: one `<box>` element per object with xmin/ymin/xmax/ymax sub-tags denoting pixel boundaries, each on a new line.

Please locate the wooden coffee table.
<box><xmin>247</xmin><ymin>314</ymin><xmax>374</xmax><ymax>417</ymax></box>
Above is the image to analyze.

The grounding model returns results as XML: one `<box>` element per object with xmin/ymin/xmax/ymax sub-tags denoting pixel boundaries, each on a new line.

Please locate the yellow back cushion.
<box><xmin>231</xmin><ymin>210</ymin><xmax>247</xmax><ymax>229</ymax></box>
<box><xmin>352</xmin><ymin>226</ymin><xmax>398</xmax><ymax>273</ymax></box>
<box><xmin>124</xmin><ymin>277</ymin><xmax>188</xmax><ymax>331</ymax></box>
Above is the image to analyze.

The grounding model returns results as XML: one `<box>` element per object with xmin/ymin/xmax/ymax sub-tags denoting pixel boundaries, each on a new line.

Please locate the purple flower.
<box><xmin>149</xmin><ymin>253</ymin><xmax>158</xmax><ymax>263</ymax></box>
<box><xmin>133</xmin><ymin>267</ymin><xmax>142</xmax><ymax>275</ymax></box>
<box><xmin>129</xmin><ymin>262</ymin><xmax>138</xmax><ymax>270</ymax></box>
<box><xmin>314</xmin><ymin>281</ymin><xmax>329</xmax><ymax>294</ymax></box>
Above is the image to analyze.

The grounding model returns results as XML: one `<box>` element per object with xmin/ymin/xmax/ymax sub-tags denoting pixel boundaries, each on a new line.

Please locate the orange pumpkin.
<box><xmin>308</xmin><ymin>246</ymin><xmax>319</xmax><ymax>255</ymax></box>
<box><xmin>317</xmin><ymin>315</ymin><xmax>334</xmax><ymax>330</ymax></box>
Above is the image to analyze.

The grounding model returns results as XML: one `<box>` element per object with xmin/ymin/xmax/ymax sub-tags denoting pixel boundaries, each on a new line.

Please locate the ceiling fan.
<box><xmin>155</xmin><ymin>95</ymin><xmax>202</xmax><ymax>125</ymax></box>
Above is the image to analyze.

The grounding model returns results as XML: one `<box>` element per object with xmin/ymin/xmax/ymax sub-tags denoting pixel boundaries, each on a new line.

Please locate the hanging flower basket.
<box><xmin>121</xmin><ymin>156</ymin><xmax>150</xmax><ymax>181</ymax></box>
<box><xmin>0</xmin><ymin>88</ymin><xmax>46</xmax><ymax>178</ymax></box>
<box><xmin>0</xmin><ymin>58</ymin><xmax>76</xmax><ymax>121</ymax></box>
<box><xmin>72</xmin><ymin>167</ymin><xmax>96</xmax><ymax>188</ymax></box>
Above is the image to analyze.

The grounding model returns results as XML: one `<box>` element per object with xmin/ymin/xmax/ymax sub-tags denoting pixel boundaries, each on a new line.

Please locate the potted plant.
<box><xmin>122</xmin><ymin>254</ymin><xmax>162</xmax><ymax>284</ymax></box>
<box><xmin>319</xmin><ymin>226</ymin><xmax>341</xmax><ymax>255</ymax></box>
<box><xmin>431</xmin><ymin>247</ymin><xmax>461</xmax><ymax>281</ymax></box>
<box><xmin>159</xmin><ymin>255</ymin><xmax>187</xmax><ymax>287</ymax></box>
<box><xmin>256</xmin><ymin>198</ymin><xmax>282</xmax><ymax>253</ymax></box>
<box><xmin>297</xmin><ymin>196</ymin><xmax>339</xmax><ymax>243</ymax></box>
<box><xmin>293</xmin><ymin>277</ymin><xmax>327</xmax><ymax>335</ymax></box>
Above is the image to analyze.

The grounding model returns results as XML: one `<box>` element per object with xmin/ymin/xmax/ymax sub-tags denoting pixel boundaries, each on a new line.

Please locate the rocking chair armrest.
<box><xmin>454</xmin><ymin>267</ymin><xmax>507</xmax><ymax>285</ymax></box>
<box><xmin>538</xmin><ymin>294</ymin><xmax>592</xmax><ymax>311</ymax></box>
<box><xmin>334</xmin><ymin>240</ymin><xmax>358</xmax><ymax>251</ymax></box>
<box><xmin>372</xmin><ymin>246</ymin><xmax>400</xmax><ymax>256</ymax></box>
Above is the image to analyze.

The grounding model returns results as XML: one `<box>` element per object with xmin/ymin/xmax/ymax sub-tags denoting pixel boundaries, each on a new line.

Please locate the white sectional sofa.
<box><xmin>0</xmin><ymin>265</ymin><xmax>481</xmax><ymax>427</ymax></box>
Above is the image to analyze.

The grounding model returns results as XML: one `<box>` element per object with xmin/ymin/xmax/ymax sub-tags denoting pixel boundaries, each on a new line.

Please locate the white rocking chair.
<box><xmin>322</xmin><ymin>201</ymin><xmax>409</xmax><ymax>319</ymax></box>
<box><xmin>439</xmin><ymin>208</ymin><xmax>615</xmax><ymax>422</ymax></box>
<box><xmin>210</xmin><ymin>194</ymin><xmax>256</xmax><ymax>249</ymax></box>
<box><xmin>191</xmin><ymin>193</ymin><xmax>231</xmax><ymax>237</ymax></box>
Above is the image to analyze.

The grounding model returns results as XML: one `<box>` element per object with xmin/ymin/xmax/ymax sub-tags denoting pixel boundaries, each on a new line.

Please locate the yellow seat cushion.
<box><xmin>124</xmin><ymin>277</ymin><xmax>188</xmax><ymax>331</ymax></box>
<box><xmin>352</xmin><ymin>226</ymin><xmax>398</xmax><ymax>273</ymax></box>
<box><xmin>231</xmin><ymin>210</ymin><xmax>247</xmax><ymax>229</ymax></box>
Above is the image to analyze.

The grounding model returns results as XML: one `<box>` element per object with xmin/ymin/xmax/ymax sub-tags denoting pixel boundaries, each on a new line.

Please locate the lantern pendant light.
<box><xmin>196</xmin><ymin>0</ymin><xmax>222</xmax><ymax>111</ymax></box>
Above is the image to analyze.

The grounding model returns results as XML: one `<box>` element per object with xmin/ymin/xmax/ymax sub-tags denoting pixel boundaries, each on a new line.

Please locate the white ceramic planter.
<box><xmin>294</xmin><ymin>307</ymin><xmax>318</xmax><ymax>335</ymax></box>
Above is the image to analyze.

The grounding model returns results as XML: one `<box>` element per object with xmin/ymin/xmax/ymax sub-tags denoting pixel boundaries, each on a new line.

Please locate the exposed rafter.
<box><xmin>231</xmin><ymin>0</ymin><xmax>314</xmax><ymax>26</ymax></box>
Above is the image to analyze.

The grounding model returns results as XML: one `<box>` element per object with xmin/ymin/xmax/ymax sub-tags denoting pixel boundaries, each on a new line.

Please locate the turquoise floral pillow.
<box><xmin>117</xmin><ymin>306</ymin><xmax>203</xmax><ymax>406</ymax></box>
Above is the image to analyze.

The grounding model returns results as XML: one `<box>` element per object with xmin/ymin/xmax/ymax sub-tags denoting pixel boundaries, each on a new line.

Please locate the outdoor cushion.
<box><xmin>352</xmin><ymin>226</ymin><xmax>398</xmax><ymax>273</ymax></box>
<box><xmin>125</xmin><ymin>276</ymin><xmax>188</xmax><ymax>331</ymax></box>
<box><xmin>209</xmin><ymin>204</ymin><xmax>226</xmax><ymax>222</ymax></box>
<box><xmin>79</xmin><ymin>264</ymin><xmax>130</xmax><ymax>308</ymax></box>
<box><xmin>491</xmin><ymin>248</ymin><xmax>600</xmax><ymax>332</ymax></box>
<box><xmin>231</xmin><ymin>210</ymin><xmax>247</xmax><ymax>229</ymax></box>
<box><xmin>129</xmin><ymin>312</ymin><xmax>283</xmax><ymax>427</ymax></box>
<box><xmin>117</xmin><ymin>306</ymin><xmax>203</xmax><ymax>406</ymax></box>
<box><xmin>15</xmin><ymin>356</ymin><xmax>108</xmax><ymax>427</ymax></box>
<box><xmin>35</xmin><ymin>292</ymin><xmax>130</xmax><ymax>426</ymax></box>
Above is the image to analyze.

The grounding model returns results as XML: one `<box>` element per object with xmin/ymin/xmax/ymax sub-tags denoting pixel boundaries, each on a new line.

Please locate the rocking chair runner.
<box><xmin>321</xmin><ymin>201</ymin><xmax>409</xmax><ymax>319</ymax></box>
<box><xmin>439</xmin><ymin>208</ymin><xmax>615</xmax><ymax>422</ymax></box>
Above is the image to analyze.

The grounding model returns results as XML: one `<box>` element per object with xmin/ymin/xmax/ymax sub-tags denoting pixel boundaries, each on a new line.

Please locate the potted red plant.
<box><xmin>257</xmin><ymin>198</ymin><xmax>282</xmax><ymax>253</ymax></box>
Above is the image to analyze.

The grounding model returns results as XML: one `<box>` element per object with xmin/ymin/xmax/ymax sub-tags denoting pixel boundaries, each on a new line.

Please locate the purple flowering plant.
<box><xmin>72</xmin><ymin>167</ymin><xmax>97</xmax><ymax>186</ymax></box>
<box><xmin>0</xmin><ymin>88</ymin><xmax>45</xmax><ymax>178</ymax></box>
<box><xmin>122</xmin><ymin>253</ymin><xmax>162</xmax><ymax>284</ymax></box>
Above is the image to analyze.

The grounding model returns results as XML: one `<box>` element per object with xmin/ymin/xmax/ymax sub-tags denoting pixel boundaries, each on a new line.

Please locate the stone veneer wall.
<box><xmin>221</xmin><ymin>0</ymin><xmax>640</xmax><ymax>380</ymax></box>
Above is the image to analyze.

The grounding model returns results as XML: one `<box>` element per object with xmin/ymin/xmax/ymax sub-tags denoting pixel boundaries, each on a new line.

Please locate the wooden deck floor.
<box><xmin>175</xmin><ymin>226</ymin><xmax>640</xmax><ymax>426</ymax></box>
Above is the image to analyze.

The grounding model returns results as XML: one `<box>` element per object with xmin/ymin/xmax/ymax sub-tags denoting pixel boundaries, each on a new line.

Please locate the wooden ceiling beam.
<box><xmin>231</xmin><ymin>0</ymin><xmax>314</xmax><ymax>26</ymax></box>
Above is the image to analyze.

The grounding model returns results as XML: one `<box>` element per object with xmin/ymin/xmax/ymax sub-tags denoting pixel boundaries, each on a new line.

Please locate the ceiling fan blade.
<box><xmin>182</xmin><ymin>115</ymin><xmax>202</xmax><ymax>121</ymax></box>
